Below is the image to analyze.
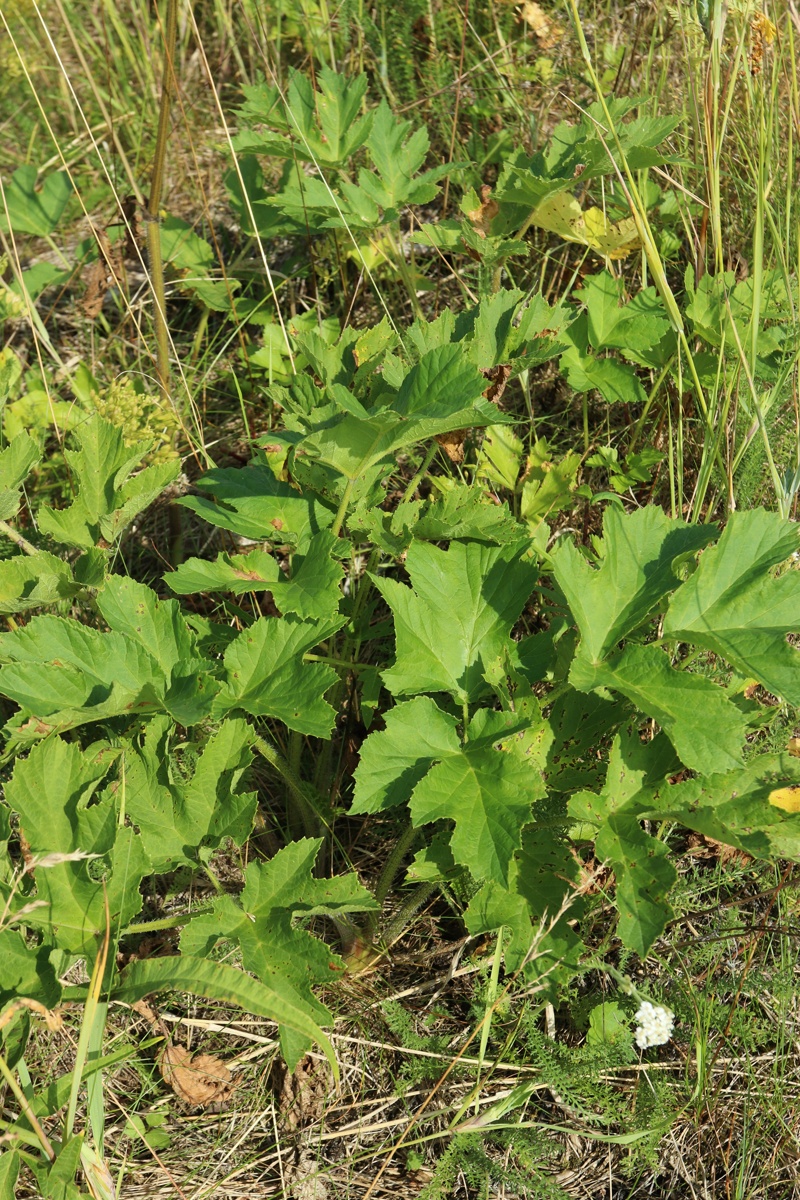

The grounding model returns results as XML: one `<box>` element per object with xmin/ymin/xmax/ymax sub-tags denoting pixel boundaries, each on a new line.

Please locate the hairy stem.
<box><xmin>252</xmin><ymin>734</ymin><xmax>327</xmax><ymax>840</ymax></box>
<box><xmin>365</xmin><ymin>819</ymin><xmax>421</xmax><ymax>937</ymax></box>
<box><xmin>380</xmin><ymin>881</ymin><xmax>437</xmax><ymax>948</ymax></box>
<box><xmin>0</xmin><ymin>520</ymin><xmax>38</xmax><ymax>556</ymax></box>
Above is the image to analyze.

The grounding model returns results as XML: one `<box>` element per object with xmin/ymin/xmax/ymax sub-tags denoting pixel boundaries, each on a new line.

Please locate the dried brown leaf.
<box><xmin>466</xmin><ymin>184</ymin><xmax>499</xmax><ymax>239</ymax></box>
<box><xmin>81</xmin><ymin>230</ymin><xmax>123</xmax><ymax>319</ymax></box>
<box><xmin>481</xmin><ymin>363</ymin><xmax>512</xmax><ymax>405</ymax></box>
<box><xmin>274</xmin><ymin>1053</ymin><xmax>334</xmax><ymax>1132</ymax></box>
<box><xmin>435</xmin><ymin>429</ymin><xmax>467</xmax><ymax>463</ymax></box>
<box><xmin>159</xmin><ymin>1043</ymin><xmax>235</xmax><ymax>1108</ymax></box>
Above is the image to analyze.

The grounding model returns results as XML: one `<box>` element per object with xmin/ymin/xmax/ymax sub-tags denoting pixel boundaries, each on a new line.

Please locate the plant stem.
<box><xmin>120</xmin><ymin>906</ymin><xmax>215</xmax><ymax>936</ymax></box>
<box><xmin>331</xmin><ymin>478</ymin><xmax>354</xmax><ymax>538</ymax></box>
<box><xmin>0</xmin><ymin>521</ymin><xmax>38</xmax><ymax>556</ymax></box>
<box><xmin>285</xmin><ymin>730</ymin><xmax>306</xmax><ymax>841</ymax></box>
<box><xmin>400</xmin><ymin>441</ymin><xmax>439</xmax><ymax>505</ymax></box>
<box><xmin>147</xmin><ymin>0</ymin><xmax>178</xmax><ymax>402</ymax></box>
<box><xmin>365</xmin><ymin>819</ymin><xmax>420</xmax><ymax>937</ymax></box>
<box><xmin>252</xmin><ymin>734</ymin><xmax>327</xmax><ymax>839</ymax></box>
<box><xmin>380</xmin><ymin>882</ymin><xmax>437</xmax><ymax>948</ymax></box>
<box><xmin>0</xmin><ymin>1052</ymin><xmax>55</xmax><ymax>1162</ymax></box>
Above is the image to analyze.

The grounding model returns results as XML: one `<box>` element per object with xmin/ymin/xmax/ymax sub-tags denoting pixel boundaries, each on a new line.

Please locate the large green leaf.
<box><xmin>123</xmin><ymin>717</ymin><xmax>257</xmax><ymax>869</ymax></box>
<box><xmin>567</xmin><ymin>730</ymin><xmax>681</xmax><ymax>956</ymax></box>
<box><xmin>166</xmin><ymin>548</ymin><xmax>281</xmax><ymax>595</ymax></box>
<box><xmin>112</xmin><ymin>952</ymin><xmax>340</xmax><ymax>1076</ymax></box>
<box><xmin>96</xmin><ymin>575</ymin><xmax>218</xmax><ymax>723</ymax></box>
<box><xmin>550</xmin><ymin>506</ymin><xmax>715</xmax><ymax>663</ymax></box>
<box><xmin>560</xmin><ymin>343</ymin><xmax>648</xmax><ymax>406</ymax></box>
<box><xmin>354</xmin><ymin>700</ymin><xmax>540</xmax><ymax>884</ymax></box>
<box><xmin>301</xmin><ymin>347</ymin><xmax>504</xmax><ymax>480</ymax></box>
<box><xmin>376</xmin><ymin>539</ymin><xmax>537</xmax><ymax>703</ymax></box>
<box><xmin>579</xmin><ymin>270</ymin><xmax>672</xmax><ymax>367</ymax></box>
<box><xmin>177</xmin><ymin>463</ymin><xmax>333</xmax><ymax>551</ymax></box>
<box><xmin>650</xmin><ymin>751</ymin><xmax>800</xmax><ymax>860</ymax></box>
<box><xmin>571</xmin><ymin>642</ymin><xmax>745</xmax><ymax>774</ymax></box>
<box><xmin>351</xmin><ymin>697</ymin><xmax>461</xmax><ymax>813</ymax></box>
<box><xmin>0</xmin><ymin>431</ymin><xmax>40</xmax><ymax>520</ymax></box>
<box><xmin>0</xmin><ymin>929</ymin><xmax>61</xmax><ymax>1008</ymax></box>
<box><xmin>663</xmin><ymin>509</ymin><xmax>800</xmax><ymax>704</ymax></box>
<box><xmin>0</xmin><ymin>166</ymin><xmax>72</xmax><ymax>236</ymax></box>
<box><xmin>166</xmin><ymin>532</ymin><xmax>343</xmax><ymax>618</ymax></box>
<box><xmin>0</xmin><ymin>551</ymin><xmax>76</xmax><ymax>614</ymax></box>
<box><xmin>178</xmin><ymin>840</ymin><xmax>373</xmax><ymax>1067</ymax></box>
<box><xmin>464</xmin><ymin>824</ymin><xmax>584</xmax><ymax>989</ymax></box>
<box><xmin>0</xmin><ymin>616</ymin><xmax>165</xmax><ymax>721</ymax></box>
<box><xmin>409</xmin><ymin>739</ymin><xmax>543</xmax><ymax>886</ymax></box>
<box><xmin>361</xmin><ymin>100</ymin><xmax>448</xmax><ymax>213</ymax></box>
<box><xmin>5</xmin><ymin>738</ymin><xmax>148</xmax><ymax>954</ymax></box>
<box><xmin>595</xmin><ymin>812</ymin><xmax>676</xmax><ymax>956</ymax></box>
<box><xmin>213</xmin><ymin>613</ymin><xmax>345</xmax><ymax>736</ymax></box>
<box><xmin>568</xmin><ymin>727</ymin><xmax>679</xmax><ymax>829</ymax></box>
<box><xmin>350</xmin><ymin>486</ymin><xmax>522</xmax><ymax>556</ymax></box>
<box><xmin>0</xmin><ymin>1149</ymin><xmax>20</xmax><ymax>1200</ymax></box>
<box><xmin>37</xmin><ymin>416</ymin><xmax>179</xmax><ymax>549</ymax></box>
<box><xmin>301</xmin><ymin>410</ymin><xmax>405</xmax><ymax>480</ymax></box>
<box><xmin>236</xmin><ymin>67</ymin><xmax>373</xmax><ymax>167</ymax></box>
<box><xmin>97</xmin><ymin>576</ymin><xmax>195</xmax><ymax>673</ymax></box>
<box><xmin>391</xmin><ymin>344</ymin><xmax>496</xmax><ymax>423</ymax></box>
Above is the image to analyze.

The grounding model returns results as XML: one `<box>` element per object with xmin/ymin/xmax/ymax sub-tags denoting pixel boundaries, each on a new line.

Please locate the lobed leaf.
<box><xmin>38</xmin><ymin>416</ymin><xmax>179</xmax><ymax>549</ymax></box>
<box><xmin>376</xmin><ymin>539</ymin><xmax>537</xmax><ymax>703</ymax></box>
<box><xmin>551</xmin><ymin>505</ymin><xmax>715</xmax><ymax>663</ymax></box>
<box><xmin>5</xmin><ymin>738</ymin><xmax>149</xmax><ymax>955</ymax></box>
<box><xmin>213</xmin><ymin>613</ymin><xmax>345</xmax><ymax>736</ymax></box>
<box><xmin>178</xmin><ymin>463</ymin><xmax>333</xmax><ymax>551</ymax></box>
<box><xmin>571</xmin><ymin>642</ymin><xmax>745</xmax><ymax>774</ymax></box>
<box><xmin>663</xmin><ymin>509</ymin><xmax>800</xmax><ymax>704</ymax></box>
<box><xmin>595</xmin><ymin>813</ymin><xmax>676</xmax><ymax>956</ymax></box>
<box><xmin>0</xmin><ymin>431</ymin><xmax>40</xmax><ymax>520</ymax></box>
<box><xmin>113</xmin><ymin>953</ymin><xmax>339</xmax><ymax>1077</ymax></box>
<box><xmin>123</xmin><ymin>716</ymin><xmax>257</xmax><ymax>869</ymax></box>
<box><xmin>179</xmin><ymin>840</ymin><xmax>373</xmax><ymax>1068</ymax></box>
<box><xmin>351</xmin><ymin>697</ymin><xmax>461</xmax><ymax>814</ymax></box>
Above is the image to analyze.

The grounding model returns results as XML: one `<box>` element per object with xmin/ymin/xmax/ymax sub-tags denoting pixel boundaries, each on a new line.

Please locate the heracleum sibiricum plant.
<box><xmin>4</xmin><ymin>319</ymin><xmax>800</xmax><ymax>1191</ymax></box>
<box><xmin>3</xmin><ymin>40</ymin><xmax>800</xmax><ymax>1190</ymax></box>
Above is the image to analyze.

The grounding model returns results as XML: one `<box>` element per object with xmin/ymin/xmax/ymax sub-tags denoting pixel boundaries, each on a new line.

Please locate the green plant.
<box><xmin>2</xmin><ymin>8</ymin><xmax>800</xmax><ymax>1191</ymax></box>
<box><xmin>3</xmin><ymin>319</ymin><xmax>800</xmax><ymax>1182</ymax></box>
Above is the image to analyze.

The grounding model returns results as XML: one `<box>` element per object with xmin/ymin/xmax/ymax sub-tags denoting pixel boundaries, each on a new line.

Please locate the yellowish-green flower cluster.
<box><xmin>0</xmin><ymin>0</ymin><xmax>46</xmax><ymax>88</ymax></box>
<box><xmin>91</xmin><ymin>378</ymin><xmax>182</xmax><ymax>464</ymax></box>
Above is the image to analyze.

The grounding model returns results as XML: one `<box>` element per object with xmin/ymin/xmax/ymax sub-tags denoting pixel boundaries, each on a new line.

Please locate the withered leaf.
<box><xmin>159</xmin><ymin>1043</ymin><xmax>235</xmax><ymax>1109</ymax></box>
<box><xmin>518</xmin><ymin>1</ymin><xmax>562</xmax><ymax>50</ymax></box>
<box><xmin>274</xmin><ymin>1053</ymin><xmax>334</xmax><ymax>1131</ymax></box>
<box><xmin>481</xmin><ymin>363</ymin><xmax>512</xmax><ymax>405</ymax></box>
<box><xmin>467</xmin><ymin>185</ymin><xmax>499</xmax><ymax>240</ymax></box>
<box><xmin>435</xmin><ymin>429</ymin><xmax>467</xmax><ymax>463</ymax></box>
<box><xmin>81</xmin><ymin>229</ymin><xmax>123</xmax><ymax>319</ymax></box>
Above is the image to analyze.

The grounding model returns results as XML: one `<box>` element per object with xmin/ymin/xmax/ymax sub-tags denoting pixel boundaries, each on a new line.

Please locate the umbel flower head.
<box><xmin>634</xmin><ymin>1001</ymin><xmax>675</xmax><ymax>1050</ymax></box>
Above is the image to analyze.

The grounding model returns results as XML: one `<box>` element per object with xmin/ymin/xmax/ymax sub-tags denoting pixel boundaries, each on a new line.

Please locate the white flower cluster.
<box><xmin>634</xmin><ymin>1001</ymin><xmax>675</xmax><ymax>1049</ymax></box>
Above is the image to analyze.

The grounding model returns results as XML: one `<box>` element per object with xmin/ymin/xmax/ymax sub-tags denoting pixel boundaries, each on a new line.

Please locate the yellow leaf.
<box><xmin>529</xmin><ymin>193</ymin><xmax>640</xmax><ymax>260</ymax></box>
<box><xmin>768</xmin><ymin>786</ymin><xmax>800</xmax><ymax>813</ymax></box>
